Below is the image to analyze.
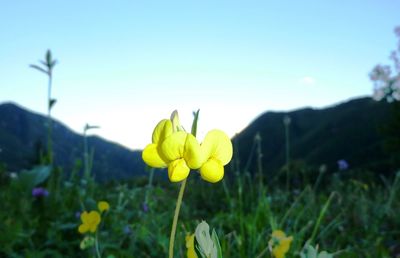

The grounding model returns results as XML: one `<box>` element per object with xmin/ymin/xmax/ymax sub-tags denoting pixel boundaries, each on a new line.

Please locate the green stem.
<box><xmin>255</xmin><ymin>245</ymin><xmax>269</xmax><ymax>258</ymax></box>
<box><xmin>285</xmin><ymin>120</ymin><xmax>290</xmax><ymax>191</ymax></box>
<box><xmin>309</xmin><ymin>191</ymin><xmax>335</xmax><ymax>244</ymax></box>
<box><xmin>168</xmin><ymin>178</ymin><xmax>187</xmax><ymax>258</ymax></box>
<box><xmin>47</xmin><ymin>74</ymin><xmax>53</xmax><ymax>166</ymax></box>
<box><xmin>95</xmin><ymin>231</ymin><xmax>101</xmax><ymax>258</ymax></box>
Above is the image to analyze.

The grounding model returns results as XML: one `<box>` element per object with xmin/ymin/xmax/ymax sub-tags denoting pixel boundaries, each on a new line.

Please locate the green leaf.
<box><xmin>49</xmin><ymin>98</ymin><xmax>57</xmax><ymax>109</ymax></box>
<box><xmin>29</xmin><ymin>64</ymin><xmax>48</xmax><ymax>75</ymax></box>
<box><xmin>211</xmin><ymin>229</ymin><xmax>223</xmax><ymax>258</ymax></box>
<box><xmin>50</xmin><ymin>59</ymin><xmax>58</xmax><ymax>69</ymax></box>
<box><xmin>300</xmin><ymin>244</ymin><xmax>334</xmax><ymax>258</ymax></box>
<box><xmin>18</xmin><ymin>165</ymin><xmax>51</xmax><ymax>189</ymax></box>
<box><xmin>46</xmin><ymin>49</ymin><xmax>52</xmax><ymax>65</ymax></box>
<box><xmin>191</xmin><ymin>109</ymin><xmax>200</xmax><ymax>136</ymax></box>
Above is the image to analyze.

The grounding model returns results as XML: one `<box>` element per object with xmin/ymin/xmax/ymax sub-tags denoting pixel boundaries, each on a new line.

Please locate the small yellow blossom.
<box><xmin>98</xmin><ymin>201</ymin><xmax>110</xmax><ymax>213</ymax></box>
<box><xmin>186</xmin><ymin>234</ymin><xmax>198</xmax><ymax>258</ymax></box>
<box><xmin>268</xmin><ymin>230</ymin><xmax>293</xmax><ymax>258</ymax></box>
<box><xmin>78</xmin><ymin>211</ymin><xmax>101</xmax><ymax>234</ymax></box>
<box><xmin>199</xmin><ymin>130</ymin><xmax>233</xmax><ymax>183</ymax></box>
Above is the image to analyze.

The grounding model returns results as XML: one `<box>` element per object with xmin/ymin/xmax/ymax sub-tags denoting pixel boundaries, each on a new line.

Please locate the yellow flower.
<box><xmin>142</xmin><ymin>114</ymin><xmax>203</xmax><ymax>182</ymax></box>
<box><xmin>98</xmin><ymin>201</ymin><xmax>110</xmax><ymax>213</ymax></box>
<box><xmin>142</xmin><ymin>111</ymin><xmax>233</xmax><ymax>183</ymax></box>
<box><xmin>268</xmin><ymin>230</ymin><xmax>293</xmax><ymax>258</ymax></box>
<box><xmin>186</xmin><ymin>234</ymin><xmax>198</xmax><ymax>258</ymax></box>
<box><xmin>78</xmin><ymin>211</ymin><xmax>101</xmax><ymax>234</ymax></box>
<box><xmin>199</xmin><ymin>130</ymin><xmax>233</xmax><ymax>183</ymax></box>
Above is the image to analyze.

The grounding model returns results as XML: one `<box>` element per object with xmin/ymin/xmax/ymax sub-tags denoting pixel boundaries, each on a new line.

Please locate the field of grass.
<box><xmin>1</xmin><ymin>154</ymin><xmax>399</xmax><ymax>257</ymax></box>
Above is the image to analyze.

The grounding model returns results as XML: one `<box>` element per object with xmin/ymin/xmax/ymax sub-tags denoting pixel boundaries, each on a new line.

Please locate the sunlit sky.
<box><xmin>1</xmin><ymin>1</ymin><xmax>399</xmax><ymax>150</ymax></box>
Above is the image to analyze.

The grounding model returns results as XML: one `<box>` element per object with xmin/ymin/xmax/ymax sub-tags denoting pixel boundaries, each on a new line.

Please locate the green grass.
<box><xmin>0</xmin><ymin>161</ymin><xmax>399</xmax><ymax>258</ymax></box>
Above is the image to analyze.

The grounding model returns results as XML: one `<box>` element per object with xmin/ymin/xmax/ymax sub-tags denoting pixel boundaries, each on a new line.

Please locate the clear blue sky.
<box><xmin>1</xmin><ymin>1</ymin><xmax>399</xmax><ymax>150</ymax></box>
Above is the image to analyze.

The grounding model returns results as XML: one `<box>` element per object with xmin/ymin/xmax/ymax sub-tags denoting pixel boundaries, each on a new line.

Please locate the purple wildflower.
<box><xmin>142</xmin><ymin>202</ymin><xmax>149</xmax><ymax>213</ymax></box>
<box><xmin>32</xmin><ymin>187</ymin><xmax>49</xmax><ymax>197</ymax></box>
<box><xmin>337</xmin><ymin>159</ymin><xmax>349</xmax><ymax>171</ymax></box>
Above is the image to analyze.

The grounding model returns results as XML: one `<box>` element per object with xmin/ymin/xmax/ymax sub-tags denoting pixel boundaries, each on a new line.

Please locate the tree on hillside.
<box><xmin>370</xmin><ymin>26</ymin><xmax>400</xmax><ymax>169</ymax></box>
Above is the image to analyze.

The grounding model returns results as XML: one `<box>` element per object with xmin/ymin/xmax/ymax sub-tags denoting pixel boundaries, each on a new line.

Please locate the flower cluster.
<box><xmin>142</xmin><ymin>111</ymin><xmax>233</xmax><ymax>183</ymax></box>
<box><xmin>268</xmin><ymin>230</ymin><xmax>293</xmax><ymax>258</ymax></box>
<box><xmin>78</xmin><ymin>201</ymin><xmax>110</xmax><ymax>234</ymax></box>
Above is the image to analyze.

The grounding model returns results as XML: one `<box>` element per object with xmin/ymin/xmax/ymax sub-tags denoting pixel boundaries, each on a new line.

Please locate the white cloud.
<box><xmin>299</xmin><ymin>76</ymin><xmax>316</xmax><ymax>86</ymax></box>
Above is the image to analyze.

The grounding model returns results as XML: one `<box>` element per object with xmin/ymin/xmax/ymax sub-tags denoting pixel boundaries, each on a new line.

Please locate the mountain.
<box><xmin>233</xmin><ymin>97</ymin><xmax>394</xmax><ymax>175</ymax></box>
<box><xmin>0</xmin><ymin>102</ymin><xmax>146</xmax><ymax>181</ymax></box>
<box><xmin>0</xmin><ymin>97</ymin><xmax>395</xmax><ymax>182</ymax></box>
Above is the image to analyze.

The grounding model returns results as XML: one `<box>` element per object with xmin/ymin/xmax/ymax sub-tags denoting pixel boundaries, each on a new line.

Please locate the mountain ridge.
<box><xmin>0</xmin><ymin>96</ymin><xmax>394</xmax><ymax>181</ymax></box>
<box><xmin>0</xmin><ymin>102</ymin><xmax>146</xmax><ymax>181</ymax></box>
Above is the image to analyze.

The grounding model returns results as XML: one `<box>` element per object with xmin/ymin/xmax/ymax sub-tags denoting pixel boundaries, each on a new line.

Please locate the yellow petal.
<box><xmin>161</xmin><ymin>131</ymin><xmax>186</xmax><ymax>161</ymax></box>
<box><xmin>186</xmin><ymin>234</ymin><xmax>198</xmax><ymax>258</ymax></box>
<box><xmin>168</xmin><ymin>158</ymin><xmax>190</xmax><ymax>182</ymax></box>
<box><xmin>142</xmin><ymin>143</ymin><xmax>167</xmax><ymax>168</ymax></box>
<box><xmin>184</xmin><ymin>133</ymin><xmax>203</xmax><ymax>169</ymax></box>
<box><xmin>78</xmin><ymin>224</ymin><xmax>88</xmax><ymax>234</ymax></box>
<box><xmin>80</xmin><ymin>211</ymin><xmax>89</xmax><ymax>223</ymax></box>
<box><xmin>152</xmin><ymin>119</ymin><xmax>172</xmax><ymax>144</ymax></box>
<box><xmin>98</xmin><ymin>201</ymin><xmax>110</xmax><ymax>212</ymax></box>
<box><xmin>272</xmin><ymin>230</ymin><xmax>286</xmax><ymax>239</ymax></box>
<box><xmin>201</xmin><ymin>130</ymin><xmax>233</xmax><ymax>165</ymax></box>
<box><xmin>199</xmin><ymin>158</ymin><xmax>224</xmax><ymax>183</ymax></box>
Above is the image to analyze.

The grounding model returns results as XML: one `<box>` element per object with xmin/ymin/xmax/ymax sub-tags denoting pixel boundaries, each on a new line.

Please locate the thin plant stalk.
<box><xmin>95</xmin><ymin>231</ymin><xmax>101</xmax><ymax>258</ymax></box>
<box><xmin>83</xmin><ymin>124</ymin><xmax>99</xmax><ymax>182</ymax></box>
<box><xmin>47</xmin><ymin>72</ymin><xmax>53</xmax><ymax>165</ymax></box>
<box><xmin>30</xmin><ymin>50</ymin><xmax>57</xmax><ymax>166</ymax></box>
<box><xmin>168</xmin><ymin>110</ymin><xmax>199</xmax><ymax>258</ymax></box>
<box><xmin>255</xmin><ymin>132</ymin><xmax>263</xmax><ymax>191</ymax></box>
<box><xmin>309</xmin><ymin>191</ymin><xmax>336</xmax><ymax>244</ymax></box>
<box><xmin>168</xmin><ymin>178</ymin><xmax>187</xmax><ymax>258</ymax></box>
<box><xmin>283</xmin><ymin>115</ymin><xmax>291</xmax><ymax>191</ymax></box>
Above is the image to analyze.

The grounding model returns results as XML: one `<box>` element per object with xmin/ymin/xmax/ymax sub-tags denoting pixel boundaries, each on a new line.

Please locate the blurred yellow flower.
<box><xmin>98</xmin><ymin>201</ymin><xmax>110</xmax><ymax>213</ymax></box>
<box><xmin>78</xmin><ymin>211</ymin><xmax>101</xmax><ymax>234</ymax></box>
<box><xmin>268</xmin><ymin>230</ymin><xmax>293</xmax><ymax>258</ymax></box>
<box><xmin>199</xmin><ymin>130</ymin><xmax>233</xmax><ymax>183</ymax></box>
<box><xmin>186</xmin><ymin>234</ymin><xmax>198</xmax><ymax>258</ymax></box>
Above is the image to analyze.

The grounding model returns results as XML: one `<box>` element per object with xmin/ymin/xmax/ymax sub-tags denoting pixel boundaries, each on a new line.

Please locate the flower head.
<box><xmin>337</xmin><ymin>159</ymin><xmax>349</xmax><ymax>171</ymax></box>
<box><xmin>142</xmin><ymin>111</ymin><xmax>233</xmax><ymax>183</ymax></box>
<box><xmin>142</xmin><ymin>112</ymin><xmax>203</xmax><ymax>182</ymax></box>
<box><xmin>142</xmin><ymin>202</ymin><xmax>149</xmax><ymax>213</ymax></box>
<box><xmin>268</xmin><ymin>230</ymin><xmax>293</xmax><ymax>258</ymax></box>
<box><xmin>186</xmin><ymin>234</ymin><xmax>198</xmax><ymax>258</ymax></box>
<box><xmin>78</xmin><ymin>211</ymin><xmax>101</xmax><ymax>234</ymax></box>
<box><xmin>32</xmin><ymin>187</ymin><xmax>49</xmax><ymax>197</ymax></box>
<box><xmin>98</xmin><ymin>201</ymin><xmax>110</xmax><ymax>213</ymax></box>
